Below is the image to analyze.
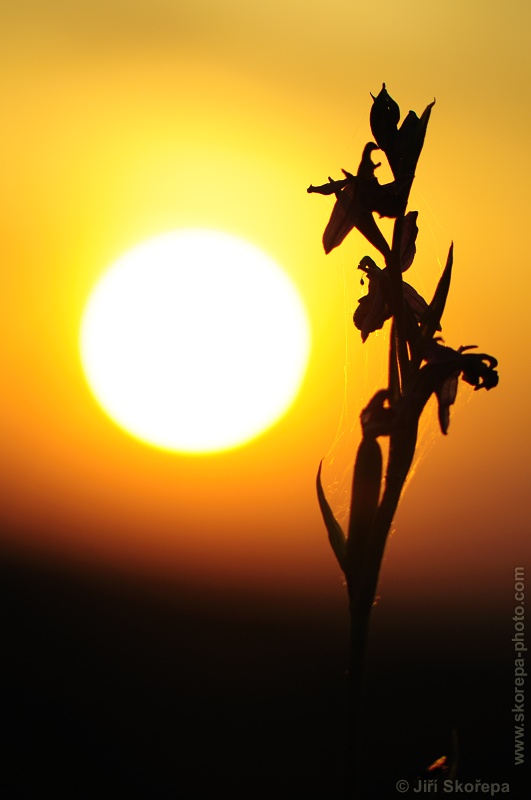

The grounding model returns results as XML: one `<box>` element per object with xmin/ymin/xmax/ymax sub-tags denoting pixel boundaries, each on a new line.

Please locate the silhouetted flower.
<box><xmin>308</xmin><ymin>143</ymin><xmax>409</xmax><ymax>256</ymax></box>
<box><xmin>353</xmin><ymin>212</ymin><xmax>430</xmax><ymax>341</ymax></box>
<box><xmin>422</xmin><ymin>341</ymin><xmax>499</xmax><ymax>434</ymax></box>
<box><xmin>370</xmin><ymin>84</ymin><xmax>434</xmax><ymax>207</ymax></box>
<box><xmin>356</xmin><ymin>340</ymin><xmax>498</xmax><ymax>439</ymax></box>
<box><xmin>360</xmin><ymin>343</ymin><xmax>498</xmax><ymax>438</ymax></box>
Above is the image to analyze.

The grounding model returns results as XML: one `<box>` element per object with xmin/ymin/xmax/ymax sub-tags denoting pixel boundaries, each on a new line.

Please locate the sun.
<box><xmin>80</xmin><ymin>229</ymin><xmax>311</xmax><ymax>453</ymax></box>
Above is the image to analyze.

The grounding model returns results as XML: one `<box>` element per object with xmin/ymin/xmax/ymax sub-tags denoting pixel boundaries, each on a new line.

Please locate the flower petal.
<box><xmin>322</xmin><ymin>182</ymin><xmax>391</xmax><ymax>256</ymax></box>
<box><xmin>460</xmin><ymin>353</ymin><xmax>499</xmax><ymax>390</ymax></box>
<box><xmin>353</xmin><ymin>260</ymin><xmax>391</xmax><ymax>340</ymax></box>
<box><xmin>353</xmin><ymin>285</ymin><xmax>390</xmax><ymax>341</ymax></box>
<box><xmin>370</xmin><ymin>84</ymin><xmax>400</xmax><ymax>154</ymax></box>
<box><xmin>396</xmin><ymin>101</ymin><xmax>435</xmax><ymax>179</ymax></box>
<box><xmin>435</xmin><ymin>372</ymin><xmax>459</xmax><ymax>434</ymax></box>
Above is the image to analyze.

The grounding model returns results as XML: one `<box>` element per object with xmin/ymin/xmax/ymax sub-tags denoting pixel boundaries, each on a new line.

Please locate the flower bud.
<box><xmin>370</xmin><ymin>84</ymin><xmax>400</xmax><ymax>152</ymax></box>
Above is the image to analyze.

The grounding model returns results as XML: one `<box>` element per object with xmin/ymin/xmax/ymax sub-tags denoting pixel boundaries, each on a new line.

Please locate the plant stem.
<box><xmin>387</xmin><ymin>215</ymin><xmax>410</xmax><ymax>390</ymax></box>
<box><xmin>344</xmin><ymin>590</ymin><xmax>371</xmax><ymax>799</ymax></box>
<box><xmin>344</xmin><ymin>426</ymin><xmax>418</xmax><ymax>798</ymax></box>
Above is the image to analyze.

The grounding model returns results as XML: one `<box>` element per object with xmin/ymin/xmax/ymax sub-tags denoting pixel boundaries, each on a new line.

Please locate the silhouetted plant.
<box><xmin>308</xmin><ymin>84</ymin><xmax>498</xmax><ymax>798</ymax></box>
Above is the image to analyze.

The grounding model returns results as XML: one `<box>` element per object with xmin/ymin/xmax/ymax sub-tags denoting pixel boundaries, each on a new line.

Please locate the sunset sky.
<box><xmin>1</xmin><ymin>0</ymin><xmax>528</xmax><ymax>600</ymax></box>
<box><xmin>1</xmin><ymin>3</ymin><xmax>528</xmax><ymax>795</ymax></box>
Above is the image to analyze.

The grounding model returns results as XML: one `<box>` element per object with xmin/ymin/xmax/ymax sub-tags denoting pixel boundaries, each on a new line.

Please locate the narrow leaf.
<box><xmin>316</xmin><ymin>461</ymin><xmax>347</xmax><ymax>571</ymax></box>
<box><xmin>421</xmin><ymin>243</ymin><xmax>453</xmax><ymax>344</ymax></box>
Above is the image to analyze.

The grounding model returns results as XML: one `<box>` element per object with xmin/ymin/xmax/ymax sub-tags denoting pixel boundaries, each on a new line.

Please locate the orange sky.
<box><xmin>0</xmin><ymin>1</ymin><xmax>528</xmax><ymax>610</ymax></box>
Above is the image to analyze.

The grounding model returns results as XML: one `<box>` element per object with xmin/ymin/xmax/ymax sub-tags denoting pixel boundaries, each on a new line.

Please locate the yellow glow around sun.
<box><xmin>80</xmin><ymin>230</ymin><xmax>310</xmax><ymax>453</ymax></box>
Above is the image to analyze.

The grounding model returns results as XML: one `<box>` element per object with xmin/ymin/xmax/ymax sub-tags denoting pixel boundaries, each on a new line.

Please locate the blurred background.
<box><xmin>0</xmin><ymin>2</ymin><xmax>528</xmax><ymax>796</ymax></box>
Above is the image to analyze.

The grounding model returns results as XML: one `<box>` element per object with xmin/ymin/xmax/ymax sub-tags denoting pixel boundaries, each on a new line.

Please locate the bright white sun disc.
<box><xmin>80</xmin><ymin>230</ymin><xmax>311</xmax><ymax>452</ymax></box>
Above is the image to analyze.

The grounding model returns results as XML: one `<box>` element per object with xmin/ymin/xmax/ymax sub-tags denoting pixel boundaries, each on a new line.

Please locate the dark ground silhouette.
<box><xmin>1</xmin><ymin>538</ymin><xmax>518</xmax><ymax>799</ymax></box>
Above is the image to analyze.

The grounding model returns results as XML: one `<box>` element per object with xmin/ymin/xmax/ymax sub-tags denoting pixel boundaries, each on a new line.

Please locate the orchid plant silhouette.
<box><xmin>308</xmin><ymin>84</ymin><xmax>498</xmax><ymax>797</ymax></box>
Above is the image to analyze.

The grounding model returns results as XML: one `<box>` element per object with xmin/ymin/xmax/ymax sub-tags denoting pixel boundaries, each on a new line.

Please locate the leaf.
<box><xmin>421</xmin><ymin>243</ymin><xmax>453</xmax><ymax>344</ymax></box>
<box><xmin>347</xmin><ymin>437</ymin><xmax>383</xmax><ymax>560</ymax></box>
<box><xmin>316</xmin><ymin>461</ymin><xmax>347</xmax><ymax>572</ymax></box>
